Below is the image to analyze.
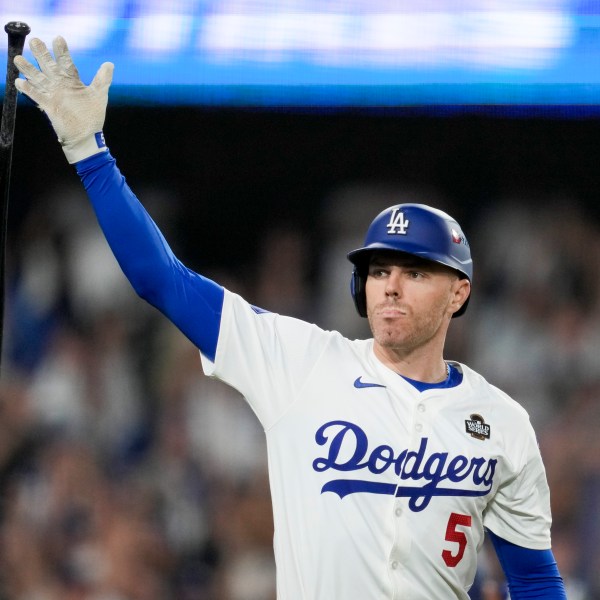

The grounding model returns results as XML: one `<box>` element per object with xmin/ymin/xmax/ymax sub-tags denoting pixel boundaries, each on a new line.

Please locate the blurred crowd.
<box><xmin>0</xmin><ymin>179</ymin><xmax>598</xmax><ymax>600</ymax></box>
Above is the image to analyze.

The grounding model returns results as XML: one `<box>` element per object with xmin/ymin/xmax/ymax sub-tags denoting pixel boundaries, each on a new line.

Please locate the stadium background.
<box><xmin>0</xmin><ymin>2</ymin><xmax>599</xmax><ymax>599</ymax></box>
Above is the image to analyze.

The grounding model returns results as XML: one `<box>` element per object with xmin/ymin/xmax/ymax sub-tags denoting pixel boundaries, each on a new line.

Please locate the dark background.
<box><xmin>10</xmin><ymin>105</ymin><xmax>600</xmax><ymax>272</ymax></box>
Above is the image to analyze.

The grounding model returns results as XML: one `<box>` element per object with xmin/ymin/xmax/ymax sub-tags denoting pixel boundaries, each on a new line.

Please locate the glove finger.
<box><xmin>14</xmin><ymin>55</ymin><xmax>50</xmax><ymax>89</ymax></box>
<box><xmin>90</xmin><ymin>62</ymin><xmax>114</xmax><ymax>94</ymax></box>
<box><xmin>52</xmin><ymin>36</ymin><xmax>80</xmax><ymax>80</ymax></box>
<box><xmin>15</xmin><ymin>77</ymin><xmax>45</xmax><ymax>107</ymax></box>
<box><xmin>29</xmin><ymin>37</ymin><xmax>60</xmax><ymax>78</ymax></box>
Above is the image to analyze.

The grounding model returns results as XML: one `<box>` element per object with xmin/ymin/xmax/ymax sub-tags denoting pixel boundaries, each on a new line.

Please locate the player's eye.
<box><xmin>407</xmin><ymin>270</ymin><xmax>425</xmax><ymax>279</ymax></box>
<box><xmin>369</xmin><ymin>267</ymin><xmax>388</xmax><ymax>278</ymax></box>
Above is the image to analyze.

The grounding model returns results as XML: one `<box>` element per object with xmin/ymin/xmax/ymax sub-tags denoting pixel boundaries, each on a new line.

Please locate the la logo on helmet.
<box><xmin>386</xmin><ymin>208</ymin><xmax>410</xmax><ymax>235</ymax></box>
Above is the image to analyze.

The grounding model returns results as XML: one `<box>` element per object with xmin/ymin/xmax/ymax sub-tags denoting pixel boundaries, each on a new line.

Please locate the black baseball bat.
<box><xmin>0</xmin><ymin>21</ymin><xmax>30</xmax><ymax>372</ymax></box>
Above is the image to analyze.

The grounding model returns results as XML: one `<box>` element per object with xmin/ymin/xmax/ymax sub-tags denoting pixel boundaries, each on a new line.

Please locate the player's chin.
<box><xmin>370</xmin><ymin>321</ymin><xmax>410</xmax><ymax>346</ymax></box>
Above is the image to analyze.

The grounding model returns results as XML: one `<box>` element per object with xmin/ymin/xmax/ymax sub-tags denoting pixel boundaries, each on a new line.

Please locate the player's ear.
<box><xmin>450</xmin><ymin>278</ymin><xmax>471</xmax><ymax>317</ymax></box>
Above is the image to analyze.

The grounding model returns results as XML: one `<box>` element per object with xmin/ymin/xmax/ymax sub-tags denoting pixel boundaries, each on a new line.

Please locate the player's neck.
<box><xmin>373</xmin><ymin>341</ymin><xmax>448</xmax><ymax>383</ymax></box>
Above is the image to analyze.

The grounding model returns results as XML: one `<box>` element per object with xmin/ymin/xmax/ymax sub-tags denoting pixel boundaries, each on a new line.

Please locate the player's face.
<box><xmin>365</xmin><ymin>252</ymin><xmax>469</xmax><ymax>357</ymax></box>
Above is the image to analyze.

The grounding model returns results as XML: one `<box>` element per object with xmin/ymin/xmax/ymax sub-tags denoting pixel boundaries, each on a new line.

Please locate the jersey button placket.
<box><xmin>413</xmin><ymin>400</ymin><xmax>428</xmax><ymax>435</ymax></box>
<box><xmin>388</xmin><ymin>499</ymin><xmax>409</xmax><ymax>597</ymax></box>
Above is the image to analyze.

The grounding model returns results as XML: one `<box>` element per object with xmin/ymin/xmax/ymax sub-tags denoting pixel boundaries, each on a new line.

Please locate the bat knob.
<box><xmin>4</xmin><ymin>21</ymin><xmax>31</xmax><ymax>37</ymax></box>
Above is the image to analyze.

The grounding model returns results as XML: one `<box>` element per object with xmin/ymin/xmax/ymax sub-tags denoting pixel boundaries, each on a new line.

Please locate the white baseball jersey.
<box><xmin>200</xmin><ymin>290</ymin><xmax>552</xmax><ymax>599</ymax></box>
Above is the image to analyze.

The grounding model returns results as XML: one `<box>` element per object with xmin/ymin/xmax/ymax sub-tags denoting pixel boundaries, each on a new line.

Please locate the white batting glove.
<box><xmin>14</xmin><ymin>36</ymin><xmax>114</xmax><ymax>164</ymax></box>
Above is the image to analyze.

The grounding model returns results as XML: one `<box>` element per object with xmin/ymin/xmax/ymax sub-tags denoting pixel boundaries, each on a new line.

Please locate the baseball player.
<box><xmin>15</xmin><ymin>37</ymin><xmax>567</xmax><ymax>599</ymax></box>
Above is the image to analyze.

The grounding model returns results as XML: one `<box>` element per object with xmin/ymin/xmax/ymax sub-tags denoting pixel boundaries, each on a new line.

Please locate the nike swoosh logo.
<box><xmin>353</xmin><ymin>377</ymin><xmax>386</xmax><ymax>389</ymax></box>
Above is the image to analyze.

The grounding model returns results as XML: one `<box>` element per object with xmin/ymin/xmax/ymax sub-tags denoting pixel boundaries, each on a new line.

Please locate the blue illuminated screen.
<box><xmin>1</xmin><ymin>1</ymin><xmax>599</xmax><ymax>108</ymax></box>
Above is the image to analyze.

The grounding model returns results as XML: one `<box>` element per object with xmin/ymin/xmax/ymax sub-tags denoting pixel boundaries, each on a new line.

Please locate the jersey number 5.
<box><xmin>442</xmin><ymin>512</ymin><xmax>472</xmax><ymax>567</ymax></box>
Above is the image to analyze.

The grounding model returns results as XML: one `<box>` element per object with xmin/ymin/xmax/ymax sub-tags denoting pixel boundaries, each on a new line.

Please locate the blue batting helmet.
<box><xmin>347</xmin><ymin>204</ymin><xmax>472</xmax><ymax>318</ymax></box>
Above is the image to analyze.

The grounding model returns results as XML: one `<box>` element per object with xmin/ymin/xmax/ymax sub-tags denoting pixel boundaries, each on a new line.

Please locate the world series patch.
<box><xmin>465</xmin><ymin>414</ymin><xmax>491</xmax><ymax>440</ymax></box>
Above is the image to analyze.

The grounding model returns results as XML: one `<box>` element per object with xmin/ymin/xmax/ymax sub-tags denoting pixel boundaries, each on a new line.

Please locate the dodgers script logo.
<box><xmin>312</xmin><ymin>421</ymin><xmax>497</xmax><ymax>512</ymax></box>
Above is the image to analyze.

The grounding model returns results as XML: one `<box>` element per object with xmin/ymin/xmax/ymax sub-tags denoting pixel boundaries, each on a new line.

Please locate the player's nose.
<box><xmin>385</xmin><ymin>268</ymin><xmax>403</xmax><ymax>297</ymax></box>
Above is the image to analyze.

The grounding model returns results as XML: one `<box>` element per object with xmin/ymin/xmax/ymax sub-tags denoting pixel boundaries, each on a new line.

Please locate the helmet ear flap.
<box><xmin>350</xmin><ymin>267</ymin><xmax>368</xmax><ymax>318</ymax></box>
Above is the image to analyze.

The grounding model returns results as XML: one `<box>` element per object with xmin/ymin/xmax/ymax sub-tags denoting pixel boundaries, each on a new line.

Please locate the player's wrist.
<box><xmin>62</xmin><ymin>131</ymin><xmax>108</xmax><ymax>164</ymax></box>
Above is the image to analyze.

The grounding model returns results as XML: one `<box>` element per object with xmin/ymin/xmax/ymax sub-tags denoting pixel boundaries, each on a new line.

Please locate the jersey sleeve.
<box><xmin>76</xmin><ymin>151</ymin><xmax>224</xmax><ymax>360</ymax></box>
<box><xmin>483</xmin><ymin>416</ymin><xmax>553</xmax><ymax>550</ymax></box>
<box><xmin>200</xmin><ymin>290</ymin><xmax>334</xmax><ymax>428</ymax></box>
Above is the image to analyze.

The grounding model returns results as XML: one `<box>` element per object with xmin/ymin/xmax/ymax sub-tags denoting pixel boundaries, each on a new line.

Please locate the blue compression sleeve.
<box><xmin>488</xmin><ymin>530</ymin><xmax>567</xmax><ymax>599</ymax></box>
<box><xmin>76</xmin><ymin>151</ymin><xmax>224</xmax><ymax>361</ymax></box>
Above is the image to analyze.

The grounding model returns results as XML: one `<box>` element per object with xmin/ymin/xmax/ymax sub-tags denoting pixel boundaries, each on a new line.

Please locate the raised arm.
<box><xmin>14</xmin><ymin>37</ymin><xmax>224</xmax><ymax>360</ymax></box>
